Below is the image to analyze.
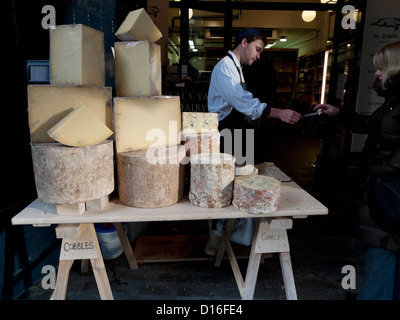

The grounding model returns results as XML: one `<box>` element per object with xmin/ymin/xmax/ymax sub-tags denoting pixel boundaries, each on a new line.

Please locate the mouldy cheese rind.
<box><xmin>116</xmin><ymin>146</ymin><xmax>185</xmax><ymax>208</ymax></box>
<box><xmin>233</xmin><ymin>175</ymin><xmax>281</xmax><ymax>214</ymax></box>
<box><xmin>31</xmin><ymin>140</ymin><xmax>114</xmax><ymax>205</ymax></box>
<box><xmin>189</xmin><ymin>153</ymin><xmax>236</xmax><ymax>208</ymax></box>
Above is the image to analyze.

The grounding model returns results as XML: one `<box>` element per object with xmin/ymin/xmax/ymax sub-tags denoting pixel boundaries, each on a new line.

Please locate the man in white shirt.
<box><xmin>208</xmin><ymin>28</ymin><xmax>302</xmax><ymax>163</ymax></box>
<box><xmin>205</xmin><ymin>28</ymin><xmax>302</xmax><ymax>255</ymax></box>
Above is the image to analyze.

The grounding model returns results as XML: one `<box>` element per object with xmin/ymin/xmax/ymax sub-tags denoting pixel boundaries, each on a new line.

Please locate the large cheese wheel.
<box><xmin>31</xmin><ymin>140</ymin><xmax>114</xmax><ymax>204</ymax></box>
<box><xmin>232</xmin><ymin>175</ymin><xmax>281</xmax><ymax>214</ymax></box>
<box><xmin>117</xmin><ymin>146</ymin><xmax>186</xmax><ymax>208</ymax></box>
<box><xmin>189</xmin><ymin>153</ymin><xmax>235</xmax><ymax>208</ymax></box>
<box><xmin>182</xmin><ymin>130</ymin><xmax>220</xmax><ymax>156</ymax></box>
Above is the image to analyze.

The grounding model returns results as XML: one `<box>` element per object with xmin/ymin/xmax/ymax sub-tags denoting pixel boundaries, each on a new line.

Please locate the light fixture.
<box><xmin>189</xmin><ymin>39</ymin><xmax>196</xmax><ymax>51</ymax></box>
<box><xmin>265</xmin><ymin>42</ymin><xmax>276</xmax><ymax>49</ymax></box>
<box><xmin>176</xmin><ymin>0</ymin><xmax>194</xmax><ymax>19</ymax></box>
<box><xmin>320</xmin><ymin>0</ymin><xmax>337</xmax><ymax>3</ymax></box>
<box><xmin>280</xmin><ymin>36</ymin><xmax>287</xmax><ymax>42</ymax></box>
<box><xmin>320</xmin><ymin>50</ymin><xmax>330</xmax><ymax>104</ymax></box>
<box><xmin>302</xmin><ymin>10</ymin><xmax>316</xmax><ymax>22</ymax></box>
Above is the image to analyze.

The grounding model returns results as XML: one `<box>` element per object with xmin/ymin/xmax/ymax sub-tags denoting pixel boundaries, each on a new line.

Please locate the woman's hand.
<box><xmin>314</xmin><ymin>104</ymin><xmax>340</xmax><ymax>116</ymax></box>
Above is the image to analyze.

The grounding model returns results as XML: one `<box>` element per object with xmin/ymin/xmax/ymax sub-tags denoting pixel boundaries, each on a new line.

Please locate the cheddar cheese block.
<box><xmin>47</xmin><ymin>105</ymin><xmax>113</xmax><ymax>147</ymax></box>
<box><xmin>114</xmin><ymin>41</ymin><xmax>161</xmax><ymax>97</ymax></box>
<box><xmin>115</xmin><ymin>8</ymin><xmax>162</xmax><ymax>42</ymax></box>
<box><xmin>50</xmin><ymin>24</ymin><xmax>105</xmax><ymax>86</ymax></box>
<box><xmin>28</xmin><ymin>85</ymin><xmax>112</xmax><ymax>143</ymax></box>
<box><xmin>113</xmin><ymin>96</ymin><xmax>181</xmax><ymax>153</ymax></box>
<box><xmin>189</xmin><ymin>153</ymin><xmax>235</xmax><ymax>208</ymax></box>
<box><xmin>233</xmin><ymin>175</ymin><xmax>281</xmax><ymax>214</ymax></box>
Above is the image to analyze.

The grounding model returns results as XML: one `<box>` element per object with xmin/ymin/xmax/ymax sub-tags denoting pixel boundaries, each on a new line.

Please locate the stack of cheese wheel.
<box><xmin>28</xmin><ymin>24</ymin><xmax>115</xmax><ymax>210</ymax></box>
<box><xmin>232</xmin><ymin>175</ymin><xmax>281</xmax><ymax>214</ymax></box>
<box><xmin>117</xmin><ymin>145</ymin><xmax>185</xmax><ymax>208</ymax></box>
<box><xmin>189</xmin><ymin>153</ymin><xmax>235</xmax><ymax>208</ymax></box>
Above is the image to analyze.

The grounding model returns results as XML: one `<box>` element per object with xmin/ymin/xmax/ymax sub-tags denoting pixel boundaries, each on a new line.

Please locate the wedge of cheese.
<box><xmin>28</xmin><ymin>85</ymin><xmax>112</xmax><ymax>143</ymax></box>
<box><xmin>115</xmin><ymin>8</ymin><xmax>162</xmax><ymax>42</ymax></box>
<box><xmin>50</xmin><ymin>24</ymin><xmax>105</xmax><ymax>86</ymax></box>
<box><xmin>115</xmin><ymin>41</ymin><xmax>161</xmax><ymax>97</ymax></box>
<box><xmin>47</xmin><ymin>105</ymin><xmax>113</xmax><ymax>147</ymax></box>
<box><xmin>113</xmin><ymin>96</ymin><xmax>181</xmax><ymax>153</ymax></box>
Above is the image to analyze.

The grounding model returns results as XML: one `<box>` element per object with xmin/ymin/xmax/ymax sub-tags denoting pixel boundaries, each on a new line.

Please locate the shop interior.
<box><xmin>1</xmin><ymin>0</ymin><xmax>367</xmax><ymax>300</ymax></box>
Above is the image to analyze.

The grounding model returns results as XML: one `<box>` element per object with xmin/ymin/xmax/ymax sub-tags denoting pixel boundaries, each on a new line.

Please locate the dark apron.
<box><xmin>218</xmin><ymin>53</ymin><xmax>255</xmax><ymax>162</ymax></box>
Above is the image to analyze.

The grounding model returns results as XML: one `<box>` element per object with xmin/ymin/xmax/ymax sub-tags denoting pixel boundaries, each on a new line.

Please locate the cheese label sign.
<box><xmin>59</xmin><ymin>226</ymin><xmax>98</xmax><ymax>260</ymax></box>
<box><xmin>254</xmin><ymin>220</ymin><xmax>290</xmax><ymax>254</ymax></box>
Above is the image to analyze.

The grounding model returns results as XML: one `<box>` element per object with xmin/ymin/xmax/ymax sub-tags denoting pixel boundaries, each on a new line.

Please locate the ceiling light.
<box><xmin>320</xmin><ymin>0</ymin><xmax>337</xmax><ymax>3</ymax></box>
<box><xmin>302</xmin><ymin>10</ymin><xmax>316</xmax><ymax>22</ymax></box>
<box><xmin>280</xmin><ymin>36</ymin><xmax>287</xmax><ymax>42</ymax></box>
<box><xmin>176</xmin><ymin>0</ymin><xmax>194</xmax><ymax>19</ymax></box>
<box><xmin>265</xmin><ymin>42</ymin><xmax>276</xmax><ymax>49</ymax></box>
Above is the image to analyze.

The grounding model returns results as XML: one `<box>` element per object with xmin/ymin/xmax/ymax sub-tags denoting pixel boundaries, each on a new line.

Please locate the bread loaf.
<box><xmin>233</xmin><ymin>175</ymin><xmax>281</xmax><ymax>214</ymax></box>
<box><xmin>189</xmin><ymin>153</ymin><xmax>235</xmax><ymax>208</ymax></box>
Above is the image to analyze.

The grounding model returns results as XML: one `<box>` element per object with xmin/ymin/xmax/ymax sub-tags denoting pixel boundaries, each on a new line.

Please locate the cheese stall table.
<box><xmin>11</xmin><ymin>172</ymin><xmax>328</xmax><ymax>300</ymax></box>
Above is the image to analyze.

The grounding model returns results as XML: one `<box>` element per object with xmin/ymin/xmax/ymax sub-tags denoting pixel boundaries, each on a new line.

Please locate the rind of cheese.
<box><xmin>31</xmin><ymin>141</ymin><xmax>114</xmax><ymax>205</ymax></box>
<box><xmin>116</xmin><ymin>146</ymin><xmax>185</xmax><ymax>208</ymax></box>
<box><xmin>233</xmin><ymin>175</ymin><xmax>281</xmax><ymax>214</ymax></box>
<box><xmin>50</xmin><ymin>24</ymin><xmax>105</xmax><ymax>86</ymax></box>
<box><xmin>182</xmin><ymin>131</ymin><xmax>220</xmax><ymax>156</ymax></box>
<box><xmin>28</xmin><ymin>85</ymin><xmax>112</xmax><ymax>143</ymax></box>
<box><xmin>115</xmin><ymin>8</ymin><xmax>162</xmax><ymax>42</ymax></box>
<box><xmin>189</xmin><ymin>153</ymin><xmax>235</xmax><ymax>208</ymax></box>
<box><xmin>113</xmin><ymin>96</ymin><xmax>181</xmax><ymax>154</ymax></box>
<box><xmin>114</xmin><ymin>41</ymin><xmax>161</xmax><ymax>97</ymax></box>
<box><xmin>235</xmin><ymin>164</ymin><xmax>259</xmax><ymax>176</ymax></box>
<box><xmin>182</xmin><ymin>112</ymin><xmax>219</xmax><ymax>133</ymax></box>
<box><xmin>47</xmin><ymin>105</ymin><xmax>113</xmax><ymax>147</ymax></box>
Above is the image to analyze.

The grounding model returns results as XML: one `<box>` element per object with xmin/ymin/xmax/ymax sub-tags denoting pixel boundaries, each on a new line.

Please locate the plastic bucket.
<box><xmin>94</xmin><ymin>223</ymin><xmax>125</xmax><ymax>260</ymax></box>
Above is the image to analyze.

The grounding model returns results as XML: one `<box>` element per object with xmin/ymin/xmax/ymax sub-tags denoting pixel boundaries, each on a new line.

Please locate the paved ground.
<box><xmin>17</xmin><ymin>121</ymin><xmax>369</xmax><ymax>303</ymax></box>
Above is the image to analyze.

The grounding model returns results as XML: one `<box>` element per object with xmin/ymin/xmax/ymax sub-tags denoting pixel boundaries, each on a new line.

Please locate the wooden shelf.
<box><xmin>267</xmin><ymin>48</ymin><xmax>298</xmax><ymax>109</ymax></box>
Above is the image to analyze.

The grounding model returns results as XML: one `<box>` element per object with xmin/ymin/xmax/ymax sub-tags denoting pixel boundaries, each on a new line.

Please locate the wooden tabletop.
<box><xmin>11</xmin><ymin>179</ymin><xmax>328</xmax><ymax>226</ymax></box>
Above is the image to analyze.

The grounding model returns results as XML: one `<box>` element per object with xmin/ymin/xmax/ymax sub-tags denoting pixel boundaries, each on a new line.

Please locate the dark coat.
<box><xmin>339</xmin><ymin>75</ymin><xmax>400</xmax><ymax>252</ymax></box>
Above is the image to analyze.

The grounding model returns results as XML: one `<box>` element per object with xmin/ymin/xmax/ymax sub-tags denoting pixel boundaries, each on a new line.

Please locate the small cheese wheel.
<box><xmin>189</xmin><ymin>153</ymin><xmax>235</xmax><ymax>208</ymax></box>
<box><xmin>233</xmin><ymin>175</ymin><xmax>281</xmax><ymax>214</ymax></box>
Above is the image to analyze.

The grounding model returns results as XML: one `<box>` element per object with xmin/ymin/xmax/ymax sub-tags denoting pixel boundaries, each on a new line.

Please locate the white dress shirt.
<box><xmin>207</xmin><ymin>50</ymin><xmax>268</xmax><ymax>122</ymax></box>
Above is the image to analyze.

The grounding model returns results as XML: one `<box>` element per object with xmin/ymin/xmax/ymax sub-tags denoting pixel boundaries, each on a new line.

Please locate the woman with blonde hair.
<box><xmin>315</xmin><ymin>41</ymin><xmax>400</xmax><ymax>300</ymax></box>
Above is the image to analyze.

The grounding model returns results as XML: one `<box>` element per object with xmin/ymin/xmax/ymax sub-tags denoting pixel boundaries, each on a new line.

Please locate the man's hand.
<box><xmin>268</xmin><ymin>108</ymin><xmax>303</xmax><ymax>124</ymax></box>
